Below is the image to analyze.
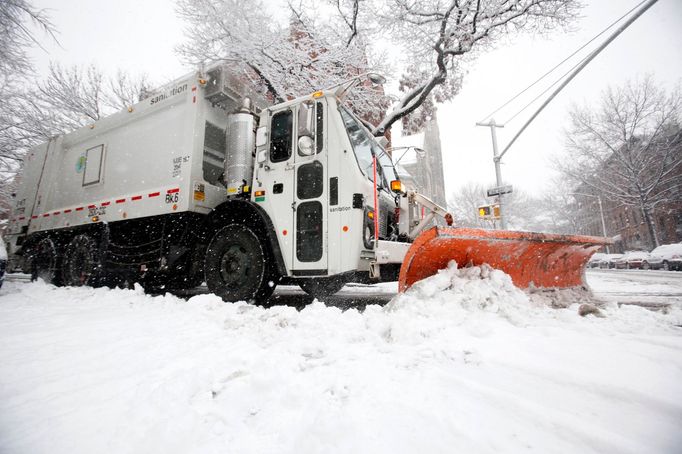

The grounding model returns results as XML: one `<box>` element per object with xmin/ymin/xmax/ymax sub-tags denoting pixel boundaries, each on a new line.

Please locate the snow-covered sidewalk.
<box><xmin>1</xmin><ymin>265</ymin><xmax>681</xmax><ymax>454</ymax></box>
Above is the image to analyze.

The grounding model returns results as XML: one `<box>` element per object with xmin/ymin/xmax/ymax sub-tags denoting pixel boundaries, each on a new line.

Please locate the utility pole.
<box><xmin>474</xmin><ymin>0</ymin><xmax>658</xmax><ymax>234</ymax></box>
<box><xmin>476</xmin><ymin>119</ymin><xmax>507</xmax><ymax>229</ymax></box>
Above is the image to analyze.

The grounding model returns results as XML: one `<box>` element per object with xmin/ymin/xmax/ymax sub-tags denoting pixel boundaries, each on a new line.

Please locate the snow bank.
<box><xmin>1</xmin><ymin>264</ymin><xmax>681</xmax><ymax>454</ymax></box>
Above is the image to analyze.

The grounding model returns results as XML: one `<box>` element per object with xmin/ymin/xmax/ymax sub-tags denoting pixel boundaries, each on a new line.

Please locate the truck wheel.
<box><xmin>62</xmin><ymin>234</ymin><xmax>103</xmax><ymax>287</ymax></box>
<box><xmin>31</xmin><ymin>237</ymin><xmax>62</xmax><ymax>285</ymax></box>
<box><xmin>205</xmin><ymin>224</ymin><xmax>276</xmax><ymax>303</ymax></box>
<box><xmin>298</xmin><ymin>276</ymin><xmax>347</xmax><ymax>298</ymax></box>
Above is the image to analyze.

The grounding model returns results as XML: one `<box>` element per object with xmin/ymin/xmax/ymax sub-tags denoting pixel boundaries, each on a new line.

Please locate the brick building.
<box><xmin>572</xmin><ymin>128</ymin><xmax>682</xmax><ymax>252</ymax></box>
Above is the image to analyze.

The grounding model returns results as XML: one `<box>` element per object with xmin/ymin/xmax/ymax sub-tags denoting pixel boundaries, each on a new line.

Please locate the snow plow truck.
<box><xmin>4</xmin><ymin>65</ymin><xmax>610</xmax><ymax>302</ymax></box>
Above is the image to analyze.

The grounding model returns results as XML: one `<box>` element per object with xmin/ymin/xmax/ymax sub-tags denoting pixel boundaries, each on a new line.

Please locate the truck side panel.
<box><xmin>13</xmin><ymin>81</ymin><xmax>199</xmax><ymax>239</ymax></box>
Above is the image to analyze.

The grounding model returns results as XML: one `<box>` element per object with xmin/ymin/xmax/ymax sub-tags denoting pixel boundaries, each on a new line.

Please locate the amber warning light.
<box><xmin>390</xmin><ymin>180</ymin><xmax>402</xmax><ymax>193</ymax></box>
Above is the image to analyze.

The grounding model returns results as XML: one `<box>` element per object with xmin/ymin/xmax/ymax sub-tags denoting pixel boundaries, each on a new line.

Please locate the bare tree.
<box><xmin>175</xmin><ymin>0</ymin><xmax>391</xmax><ymax>124</ymax></box>
<box><xmin>176</xmin><ymin>0</ymin><xmax>579</xmax><ymax>135</ymax></box>
<box><xmin>0</xmin><ymin>0</ymin><xmax>57</xmax><ymax>212</ymax></box>
<box><xmin>0</xmin><ymin>0</ymin><xmax>56</xmax><ymax>86</ymax></box>
<box><xmin>448</xmin><ymin>182</ymin><xmax>555</xmax><ymax>231</ymax></box>
<box><xmin>371</xmin><ymin>0</ymin><xmax>580</xmax><ymax>135</ymax></box>
<box><xmin>16</xmin><ymin>64</ymin><xmax>150</xmax><ymax>138</ymax></box>
<box><xmin>557</xmin><ymin>76</ymin><xmax>682</xmax><ymax>248</ymax></box>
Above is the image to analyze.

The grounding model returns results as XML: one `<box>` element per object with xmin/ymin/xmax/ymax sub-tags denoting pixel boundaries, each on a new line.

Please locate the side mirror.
<box><xmin>298</xmin><ymin>101</ymin><xmax>315</xmax><ymax>137</ymax></box>
<box><xmin>298</xmin><ymin>136</ymin><xmax>315</xmax><ymax>156</ymax></box>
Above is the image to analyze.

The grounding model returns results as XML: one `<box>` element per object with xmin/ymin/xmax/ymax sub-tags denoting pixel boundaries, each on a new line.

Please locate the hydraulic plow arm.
<box><xmin>398</xmin><ymin>227</ymin><xmax>612</xmax><ymax>292</ymax></box>
<box><xmin>404</xmin><ymin>191</ymin><xmax>454</xmax><ymax>239</ymax></box>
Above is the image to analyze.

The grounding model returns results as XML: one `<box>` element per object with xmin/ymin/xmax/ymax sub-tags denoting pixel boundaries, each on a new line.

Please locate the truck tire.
<box><xmin>205</xmin><ymin>224</ymin><xmax>276</xmax><ymax>304</ymax></box>
<box><xmin>31</xmin><ymin>237</ymin><xmax>62</xmax><ymax>285</ymax></box>
<box><xmin>62</xmin><ymin>234</ymin><xmax>104</xmax><ymax>287</ymax></box>
<box><xmin>298</xmin><ymin>276</ymin><xmax>347</xmax><ymax>298</ymax></box>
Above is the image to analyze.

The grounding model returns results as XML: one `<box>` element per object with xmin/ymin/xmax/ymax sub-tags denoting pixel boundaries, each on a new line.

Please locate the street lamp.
<box><xmin>569</xmin><ymin>192</ymin><xmax>610</xmax><ymax>254</ymax></box>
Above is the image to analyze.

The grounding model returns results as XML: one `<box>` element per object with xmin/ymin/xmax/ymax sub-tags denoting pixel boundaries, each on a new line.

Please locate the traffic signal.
<box><xmin>478</xmin><ymin>204</ymin><xmax>500</xmax><ymax>219</ymax></box>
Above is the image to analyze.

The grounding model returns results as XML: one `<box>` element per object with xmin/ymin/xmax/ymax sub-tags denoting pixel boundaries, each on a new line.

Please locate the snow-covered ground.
<box><xmin>1</xmin><ymin>266</ymin><xmax>681</xmax><ymax>454</ymax></box>
<box><xmin>587</xmin><ymin>269</ymin><xmax>682</xmax><ymax>307</ymax></box>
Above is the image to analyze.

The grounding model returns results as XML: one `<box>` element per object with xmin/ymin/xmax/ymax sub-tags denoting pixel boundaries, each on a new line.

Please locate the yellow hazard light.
<box><xmin>91</xmin><ymin>216</ymin><xmax>99</xmax><ymax>222</ymax></box>
<box><xmin>193</xmin><ymin>191</ymin><xmax>205</xmax><ymax>201</ymax></box>
<box><xmin>390</xmin><ymin>180</ymin><xmax>402</xmax><ymax>193</ymax></box>
<box><xmin>312</xmin><ymin>91</ymin><xmax>324</xmax><ymax>98</ymax></box>
<box><xmin>367</xmin><ymin>211</ymin><xmax>374</xmax><ymax>219</ymax></box>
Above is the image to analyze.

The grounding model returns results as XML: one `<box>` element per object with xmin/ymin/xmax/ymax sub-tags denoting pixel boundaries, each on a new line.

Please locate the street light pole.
<box><xmin>476</xmin><ymin>119</ymin><xmax>507</xmax><ymax>229</ymax></box>
<box><xmin>570</xmin><ymin>192</ymin><xmax>610</xmax><ymax>253</ymax></box>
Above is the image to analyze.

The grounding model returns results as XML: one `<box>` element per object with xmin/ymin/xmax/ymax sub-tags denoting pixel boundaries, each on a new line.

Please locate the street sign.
<box><xmin>487</xmin><ymin>185</ymin><xmax>513</xmax><ymax>197</ymax></box>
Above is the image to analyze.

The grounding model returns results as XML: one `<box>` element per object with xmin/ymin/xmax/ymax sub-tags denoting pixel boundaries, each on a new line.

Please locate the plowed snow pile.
<box><xmin>1</xmin><ymin>264</ymin><xmax>681</xmax><ymax>454</ymax></box>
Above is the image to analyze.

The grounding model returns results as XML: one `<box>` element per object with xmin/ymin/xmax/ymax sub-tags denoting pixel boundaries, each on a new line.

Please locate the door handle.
<box><xmin>291</xmin><ymin>201</ymin><xmax>297</xmax><ymax>211</ymax></box>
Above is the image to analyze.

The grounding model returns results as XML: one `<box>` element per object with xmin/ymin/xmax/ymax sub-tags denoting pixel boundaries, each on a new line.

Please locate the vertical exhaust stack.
<box><xmin>225</xmin><ymin>97</ymin><xmax>256</xmax><ymax>196</ymax></box>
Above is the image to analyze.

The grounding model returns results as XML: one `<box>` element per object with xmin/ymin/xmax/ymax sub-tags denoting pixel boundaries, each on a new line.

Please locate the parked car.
<box><xmin>587</xmin><ymin>253</ymin><xmax>607</xmax><ymax>268</ymax></box>
<box><xmin>615</xmin><ymin>250</ymin><xmax>651</xmax><ymax>269</ymax></box>
<box><xmin>0</xmin><ymin>235</ymin><xmax>7</xmax><ymax>289</ymax></box>
<box><xmin>600</xmin><ymin>253</ymin><xmax>623</xmax><ymax>269</ymax></box>
<box><xmin>643</xmin><ymin>244</ymin><xmax>682</xmax><ymax>271</ymax></box>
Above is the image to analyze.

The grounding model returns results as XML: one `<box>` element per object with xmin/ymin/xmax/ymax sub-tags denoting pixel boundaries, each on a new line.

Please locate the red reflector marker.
<box><xmin>167</xmin><ymin>188</ymin><xmax>180</xmax><ymax>194</ymax></box>
<box><xmin>148</xmin><ymin>192</ymin><xmax>160</xmax><ymax>198</ymax></box>
<box><xmin>116</xmin><ymin>199</ymin><xmax>125</xmax><ymax>204</ymax></box>
<box><xmin>75</xmin><ymin>207</ymin><xmax>84</xmax><ymax>211</ymax></box>
<box><xmin>101</xmin><ymin>201</ymin><xmax>110</xmax><ymax>206</ymax></box>
<box><xmin>132</xmin><ymin>195</ymin><xmax>142</xmax><ymax>201</ymax></box>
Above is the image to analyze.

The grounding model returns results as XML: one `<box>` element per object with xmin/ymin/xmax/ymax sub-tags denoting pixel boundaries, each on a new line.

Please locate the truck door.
<box><xmin>291</xmin><ymin>99</ymin><xmax>328</xmax><ymax>274</ymax></box>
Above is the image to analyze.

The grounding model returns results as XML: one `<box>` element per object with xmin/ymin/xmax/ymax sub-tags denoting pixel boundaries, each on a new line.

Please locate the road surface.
<box><xmin>6</xmin><ymin>268</ymin><xmax>681</xmax><ymax>309</ymax></box>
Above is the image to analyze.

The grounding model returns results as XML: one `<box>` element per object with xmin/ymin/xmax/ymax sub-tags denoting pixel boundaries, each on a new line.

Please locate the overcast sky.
<box><xmin>28</xmin><ymin>0</ymin><xmax>682</xmax><ymax>199</ymax></box>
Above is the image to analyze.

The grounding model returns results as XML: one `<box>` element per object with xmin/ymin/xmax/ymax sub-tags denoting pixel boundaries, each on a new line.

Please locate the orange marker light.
<box><xmin>342</xmin><ymin>226</ymin><xmax>349</xmax><ymax>232</ymax></box>
<box><xmin>255</xmin><ymin>190</ymin><xmax>266</xmax><ymax>197</ymax></box>
<box><xmin>283</xmin><ymin>229</ymin><xmax>288</xmax><ymax>236</ymax></box>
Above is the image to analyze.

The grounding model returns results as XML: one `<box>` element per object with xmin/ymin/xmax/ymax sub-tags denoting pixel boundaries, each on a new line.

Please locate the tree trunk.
<box><xmin>641</xmin><ymin>204</ymin><xmax>659</xmax><ymax>249</ymax></box>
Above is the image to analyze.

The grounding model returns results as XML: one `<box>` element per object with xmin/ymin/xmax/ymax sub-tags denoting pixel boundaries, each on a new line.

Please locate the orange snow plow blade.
<box><xmin>398</xmin><ymin>227</ymin><xmax>612</xmax><ymax>292</ymax></box>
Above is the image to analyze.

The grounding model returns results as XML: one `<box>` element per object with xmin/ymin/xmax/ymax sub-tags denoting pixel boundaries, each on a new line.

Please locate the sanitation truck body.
<box><xmin>5</xmin><ymin>65</ymin><xmax>410</xmax><ymax>300</ymax></box>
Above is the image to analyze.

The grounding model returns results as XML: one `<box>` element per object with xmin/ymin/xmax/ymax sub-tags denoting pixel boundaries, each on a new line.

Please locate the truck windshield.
<box><xmin>338</xmin><ymin>106</ymin><xmax>398</xmax><ymax>190</ymax></box>
<box><xmin>339</xmin><ymin>106</ymin><xmax>374</xmax><ymax>182</ymax></box>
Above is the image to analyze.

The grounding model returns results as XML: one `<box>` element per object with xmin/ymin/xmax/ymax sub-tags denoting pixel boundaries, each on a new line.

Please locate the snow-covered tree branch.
<box><xmin>175</xmin><ymin>0</ymin><xmax>391</xmax><ymax>124</ymax></box>
<box><xmin>372</xmin><ymin>0</ymin><xmax>581</xmax><ymax>135</ymax></box>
